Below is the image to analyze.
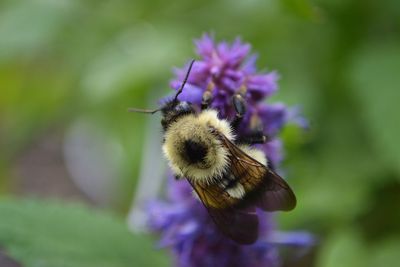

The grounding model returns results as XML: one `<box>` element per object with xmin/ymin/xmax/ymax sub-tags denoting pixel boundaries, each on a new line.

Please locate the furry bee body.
<box><xmin>163</xmin><ymin>109</ymin><xmax>267</xmax><ymax>199</ymax></box>
<box><xmin>131</xmin><ymin>60</ymin><xmax>296</xmax><ymax>244</ymax></box>
<box><xmin>163</xmin><ymin>110</ymin><xmax>232</xmax><ymax>183</ymax></box>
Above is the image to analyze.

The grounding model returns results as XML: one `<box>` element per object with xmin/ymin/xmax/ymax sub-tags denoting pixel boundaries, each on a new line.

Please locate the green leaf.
<box><xmin>317</xmin><ymin>229</ymin><xmax>367</xmax><ymax>267</ymax></box>
<box><xmin>370</xmin><ymin>238</ymin><xmax>400</xmax><ymax>267</ymax></box>
<box><xmin>348</xmin><ymin>42</ymin><xmax>400</xmax><ymax>175</ymax></box>
<box><xmin>280</xmin><ymin>0</ymin><xmax>320</xmax><ymax>21</ymax></box>
<box><xmin>0</xmin><ymin>198</ymin><xmax>169</xmax><ymax>267</ymax></box>
<box><xmin>317</xmin><ymin>229</ymin><xmax>400</xmax><ymax>267</ymax></box>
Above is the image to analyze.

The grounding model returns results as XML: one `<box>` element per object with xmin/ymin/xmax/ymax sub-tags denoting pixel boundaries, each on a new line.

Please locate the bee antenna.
<box><xmin>127</xmin><ymin>107</ymin><xmax>160</xmax><ymax>114</ymax></box>
<box><xmin>174</xmin><ymin>59</ymin><xmax>195</xmax><ymax>102</ymax></box>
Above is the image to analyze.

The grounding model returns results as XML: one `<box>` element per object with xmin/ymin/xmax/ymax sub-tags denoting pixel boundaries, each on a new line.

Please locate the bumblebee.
<box><xmin>130</xmin><ymin>60</ymin><xmax>296</xmax><ymax>244</ymax></box>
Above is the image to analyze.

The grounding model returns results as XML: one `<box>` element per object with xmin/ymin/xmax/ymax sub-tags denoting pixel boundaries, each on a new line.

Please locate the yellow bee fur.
<box><xmin>162</xmin><ymin>109</ymin><xmax>268</xmax><ymax>190</ymax></box>
<box><xmin>162</xmin><ymin>110</ymin><xmax>233</xmax><ymax>183</ymax></box>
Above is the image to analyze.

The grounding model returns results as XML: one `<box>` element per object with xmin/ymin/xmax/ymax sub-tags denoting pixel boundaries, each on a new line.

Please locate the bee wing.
<box><xmin>256</xmin><ymin>169</ymin><xmax>297</xmax><ymax>211</ymax></box>
<box><xmin>187</xmin><ymin>179</ymin><xmax>259</xmax><ymax>244</ymax></box>
<box><xmin>219</xmin><ymin>133</ymin><xmax>297</xmax><ymax>212</ymax></box>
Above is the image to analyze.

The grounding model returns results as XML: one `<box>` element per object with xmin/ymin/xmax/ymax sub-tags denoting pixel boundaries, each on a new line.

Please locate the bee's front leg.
<box><xmin>202</xmin><ymin>91</ymin><xmax>212</xmax><ymax>110</ymax></box>
<box><xmin>237</xmin><ymin>134</ymin><xmax>268</xmax><ymax>145</ymax></box>
<box><xmin>231</xmin><ymin>88</ymin><xmax>247</xmax><ymax>132</ymax></box>
<box><xmin>236</xmin><ymin>112</ymin><xmax>269</xmax><ymax>145</ymax></box>
<box><xmin>201</xmin><ymin>82</ymin><xmax>215</xmax><ymax>110</ymax></box>
<box><xmin>231</xmin><ymin>85</ymin><xmax>268</xmax><ymax>145</ymax></box>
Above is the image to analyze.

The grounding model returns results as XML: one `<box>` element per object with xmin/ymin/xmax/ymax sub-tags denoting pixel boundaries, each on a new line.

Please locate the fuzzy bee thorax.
<box><xmin>162</xmin><ymin>110</ymin><xmax>233</xmax><ymax>182</ymax></box>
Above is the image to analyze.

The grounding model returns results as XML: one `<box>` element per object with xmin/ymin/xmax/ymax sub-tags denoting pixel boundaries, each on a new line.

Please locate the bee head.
<box><xmin>161</xmin><ymin>99</ymin><xmax>195</xmax><ymax>131</ymax></box>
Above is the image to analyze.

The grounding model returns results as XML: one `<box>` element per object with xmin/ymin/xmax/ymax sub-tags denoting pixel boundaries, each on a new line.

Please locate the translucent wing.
<box><xmin>185</xmin><ymin>131</ymin><xmax>296</xmax><ymax>244</ymax></box>
<box><xmin>217</xmin><ymin>132</ymin><xmax>297</xmax><ymax>212</ymax></box>
<box><xmin>187</xmin><ymin>179</ymin><xmax>259</xmax><ymax>244</ymax></box>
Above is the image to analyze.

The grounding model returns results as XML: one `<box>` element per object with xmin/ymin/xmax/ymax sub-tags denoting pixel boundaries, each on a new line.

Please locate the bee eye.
<box><xmin>183</xmin><ymin>140</ymin><xmax>208</xmax><ymax>164</ymax></box>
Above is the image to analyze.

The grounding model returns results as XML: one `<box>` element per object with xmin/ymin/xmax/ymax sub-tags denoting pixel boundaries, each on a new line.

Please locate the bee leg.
<box><xmin>237</xmin><ymin>134</ymin><xmax>268</xmax><ymax>145</ymax></box>
<box><xmin>202</xmin><ymin>82</ymin><xmax>215</xmax><ymax>110</ymax></box>
<box><xmin>231</xmin><ymin>93</ymin><xmax>247</xmax><ymax>131</ymax></box>
<box><xmin>201</xmin><ymin>90</ymin><xmax>213</xmax><ymax>110</ymax></box>
<box><xmin>236</xmin><ymin>113</ymin><xmax>270</xmax><ymax>145</ymax></box>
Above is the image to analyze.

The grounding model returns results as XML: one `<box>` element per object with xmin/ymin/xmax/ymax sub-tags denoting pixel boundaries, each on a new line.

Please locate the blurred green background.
<box><xmin>1</xmin><ymin>0</ymin><xmax>399</xmax><ymax>266</ymax></box>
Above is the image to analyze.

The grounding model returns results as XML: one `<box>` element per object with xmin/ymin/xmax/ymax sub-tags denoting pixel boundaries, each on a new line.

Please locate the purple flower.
<box><xmin>171</xmin><ymin>34</ymin><xmax>279</xmax><ymax>118</ymax></box>
<box><xmin>148</xmin><ymin>177</ymin><xmax>280</xmax><ymax>267</ymax></box>
<box><xmin>170</xmin><ymin>33</ymin><xmax>293</xmax><ymax>166</ymax></box>
<box><xmin>146</xmin><ymin>33</ymin><xmax>312</xmax><ymax>267</ymax></box>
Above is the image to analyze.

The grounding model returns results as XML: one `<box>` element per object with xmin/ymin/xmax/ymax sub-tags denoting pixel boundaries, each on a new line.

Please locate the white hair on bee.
<box><xmin>190</xmin><ymin>145</ymin><xmax>267</xmax><ymax>200</ymax></box>
<box><xmin>238</xmin><ymin>145</ymin><xmax>268</xmax><ymax>166</ymax></box>
<box><xmin>226</xmin><ymin>183</ymin><xmax>246</xmax><ymax>199</ymax></box>
<box><xmin>223</xmin><ymin>145</ymin><xmax>266</xmax><ymax>199</ymax></box>
<box><xmin>162</xmin><ymin>110</ymin><xmax>233</xmax><ymax>184</ymax></box>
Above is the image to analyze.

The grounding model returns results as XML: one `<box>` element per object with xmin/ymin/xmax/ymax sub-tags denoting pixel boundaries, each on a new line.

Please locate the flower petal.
<box><xmin>195</xmin><ymin>33</ymin><xmax>215</xmax><ymax>60</ymax></box>
<box><xmin>247</xmin><ymin>72</ymin><xmax>279</xmax><ymax>100</ymax></box>
<box><xmin>258</xmin><ymin>103</ymin><xmax>288</xmax><ymax>136</ymax></box>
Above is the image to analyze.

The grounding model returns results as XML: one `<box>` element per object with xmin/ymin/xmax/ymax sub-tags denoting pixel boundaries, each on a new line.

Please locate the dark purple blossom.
<box><xmin>147</xmin><ymin>33</ymin><xmax>312</xmax><ymax>267</ymax></box>
<box><xmin>170</xmin><ymin>34</ymin><xmax>294</xmax><ymax>166</ymax></box>
<box><xmin>170</xmin><ymin>35</ymin><xmax>280</xmax><ymax>120</ymax></box>
<box><xmin>147</xmin><ymin>177</ymin><xmax>280</xmax><ymax>267</ymax></box>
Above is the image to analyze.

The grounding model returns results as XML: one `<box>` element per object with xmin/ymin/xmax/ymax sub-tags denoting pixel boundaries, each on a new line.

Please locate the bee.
<box><xmin>130</xmin><ymin>60</ymin><xmax>296</xmax><ymax>244</ymax></box>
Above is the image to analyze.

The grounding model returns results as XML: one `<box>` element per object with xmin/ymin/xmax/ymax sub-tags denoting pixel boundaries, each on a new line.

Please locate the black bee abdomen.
<box><xmin>183</xmin><ymin>140</ymin><xmax>208</xmax><ymax>164</ymax></box>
